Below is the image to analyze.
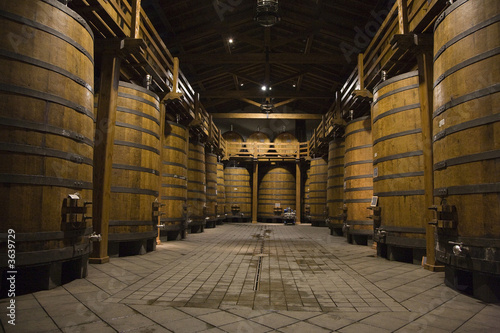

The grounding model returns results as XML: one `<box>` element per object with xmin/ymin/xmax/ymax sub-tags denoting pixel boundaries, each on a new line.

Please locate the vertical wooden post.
<box><xmin>208</xmin><ymin>114</ymin><xmax>213</xmax><ymax>142</ymax></box>
<box><xmin>90</xmin><ymin>41</ymin><xmax>124</xmax><ymax>264</ymax></box>
<box><xmin>218</xmin><ymin>128</ymin><xmax>222</xmax><ymax>151</ymax></box>
<box><xmin>397</xmin><ymin>0</ymin><xmax>409</xmax><ymax>34</ymax></box>
<box><xmin>295</xmin><ymin>161</ymin><xmax>301</xmax><ymax>224</ymax></box>
<box><xmin>415</xmin><ymin>34</ymin><xmax>443</xmax><ymax>271</ymax></box>
<box><xmin>252</xmin><ymin>160</ymin><xmax>259</xmax><ymax>223</ymax></box>
<box><xmin>313</xmin><ymin>129</ymin><xmax>317</xmax><ymax>152</ymax></box>
<box><xmin>354</xmin><ymin>54</ymin><xmax>373</xmax><ymax>100</ymax></box>
<box><xmin>156</xmin><ymin>102</ymin><xmax>166</xmax><ymax>245</ymax></box>
<box><xmin>322</xmin><ymin>114</ymin><xmax>326</xmax><ymax>138</ymax></box>
<box><xmin>131</xmin><ymin>0</ymin><xmax>142</xmax><ymax>39</ymax></box>
<box><xmin>335</xmin><ymin>90</ymin><xmax>342</xmax><ymax>118</ymax></box>
<box><xmin>357</xmin><ymin>53</ymin><xmax>365</xmax><ymax>90</ymax></box>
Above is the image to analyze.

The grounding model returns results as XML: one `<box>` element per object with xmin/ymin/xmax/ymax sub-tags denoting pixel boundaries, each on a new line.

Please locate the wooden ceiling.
<box><xmin>143</xmin><ymin>0</ymin><xmax>392</xmax><ymax>115</ymax></box>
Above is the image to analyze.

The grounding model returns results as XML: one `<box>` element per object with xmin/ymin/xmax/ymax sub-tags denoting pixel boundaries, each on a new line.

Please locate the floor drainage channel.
<box><xmin>253</xmin><ymin>228</ymin><xmax>271</xmax><ymax>291</ymax></box>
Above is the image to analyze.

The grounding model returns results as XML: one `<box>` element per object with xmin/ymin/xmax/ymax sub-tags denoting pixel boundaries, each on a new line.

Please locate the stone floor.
<box><xmin>1</xmin><ymin>223</ymin><xmax>499</xmax><ymax>332</ymax></box>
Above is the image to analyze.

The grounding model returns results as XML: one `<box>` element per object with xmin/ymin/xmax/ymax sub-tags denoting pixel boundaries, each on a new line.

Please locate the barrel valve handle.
<box><xmin>88</xmin><ymin>232</ymin><xmax>102</xmax><ymax>242</ymax></box>
<box><xmin>448</xmin><ymin>241</ymin><xmax>468</xmax><ymax>256</ymax></box>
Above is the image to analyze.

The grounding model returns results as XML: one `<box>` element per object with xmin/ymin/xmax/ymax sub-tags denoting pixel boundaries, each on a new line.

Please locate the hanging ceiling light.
<box><xmin>255</xmin><ymin>0</ymin><xmax>280</xmax><ymax>27</ymax></box>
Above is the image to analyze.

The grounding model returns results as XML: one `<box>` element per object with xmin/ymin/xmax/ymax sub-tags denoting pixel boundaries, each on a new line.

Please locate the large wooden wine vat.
<box><xmin>258</xmin><ymin>166</ymin><xmax>296</xmax><ymax>221</ymax></box>
<box><xmin>433</xmin><ymin>0</ymin><xmax>500</xmax><ymax>302</ymax></box>
<box><xmin>274</xmin><ymin>132</ymin><xmax>299</xmax><ymax>156</ymax></box>
<box><xmin>216</xmin><ymin>162</ymin><xmax>226</xmax><ymax>223</ymax></box>
<box><xmin>205</xmin><ymin>152</ymin><xmax>218</xmax><ymax>227</ymax></box>
<box><xmin>372</xmin><ymin>71</ymin><xmax>426</xmax><ymax>263</ymax></box>
<box><xmin>327</xmin><ymin>140</ymin><xmax>345</xmax><ymax>236</ymax></box>
<box><xmin>0</xmin><ymin>0</ymin><xmax>94</xmax><ymax>294</ymax></box>
<box><xmin>225</xmin><ymin>167</ymin><xmax>251</xmax><ymax>220</ymax></box>
<box><xmin>160</xmin><ymin>121</ymin><xmax>188</xmax><ymax>240</ymax></box>
<box><xmin>107</xmin><ymin>82</ymin><xmax>160</xmax><ymax>255</ymax></box>
<box><xmin>222</xmin><ymin>130</ymin><xmax>244</xmax><ymax>156</ymax></box>
<box><xmin>187</xmin><ymin>141</ymin><xmax>206</xmax><ymax>233</ymax></box>
<box><xmin>309</xmin><ymin>157</ymin><xmax>328</xmax><ymax>226</ymax></box>
<box><xmin>247</xmin><ymin>131</ymin><xmax>271</xmax><ymax>155</ymax></box>
<box><xmin>344</xmin><ymin>116</ymin><xmax>373</xmax><ymax>245</ymax></box>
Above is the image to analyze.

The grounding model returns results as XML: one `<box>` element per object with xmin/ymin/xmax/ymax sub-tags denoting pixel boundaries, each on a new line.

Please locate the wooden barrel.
<box><xmin>108</xmin><ymin>82</ymin><xmax>160</xmax><ymax>253</ymax></box>
<box><xmin>187</xmin><ymin>141</ymin><xmax>206</xmax><ymax>232</ymax></box>
<box><xmin>258</xmin><ymin>166</ymin><xmax>296</xmax><ymax>219</ymax></box>
<box><xmin>372</xmin><ymin>71</ymin><xmax>426</xmax><ymax>259</ymax></box>
<box><xmin>205</xmin><ymin>153</ymin><xmax>218</xmax><ymax>221</ymax></box>
<box><xmin>433</xmin><ymin>0</ymin><xmax>500</xmax><ymax>300</ymax></box>
<box><xmin>222</xmin><ymin>130</ymin><xmax>244</xmax><ymax>156</ymax></box>
<box><xmin>0</xmin><ymin>0</ymin><xmax>94</xmax><ymax>293</ymax></box>
<box><xmin>274</xmin><ymin>132</ymin><xmax>298</xmax><ymax>156</ymax></box>
<box><xmin>160</xmin><ymin>121</ymin><xmax>188</xmax><ymax>240</ymax></box>
<box><xmin>309</xmin><ymin>157</ymin><xmax>328</xmax><ymax>226</ymax></box>
<box><xmin>327</xmin><ymin>140</ymin><xmax>345</xmax><ymax>234</ymax></box>
<box><xmin>217</xmin><ymin>162</ymin><xmax>226</xmax><ymax>220</ymax></box>
<box><xmin>247</xmin><ymin>131</ymin><xmax>270</xmax><ymax>155</ymax></box>
<box><xmin>344</xmin><ymin>116</ymin><xmax>373</xmax><ymax>244</ymax></box>
<box><xmin>225</xmin><ymin>167</ymin><xmax>251</xmax><ymax>217</ymax></box>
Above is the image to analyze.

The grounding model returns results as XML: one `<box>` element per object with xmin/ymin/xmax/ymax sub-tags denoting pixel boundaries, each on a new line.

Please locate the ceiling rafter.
<box><xmin>145</xmin><ymin>0</ymin><xmax>386</xmax><ymax>115</ymax></box>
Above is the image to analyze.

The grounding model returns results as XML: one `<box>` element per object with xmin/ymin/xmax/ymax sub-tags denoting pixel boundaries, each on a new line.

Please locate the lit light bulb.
<box><xmin>261</xmin><ymin>85</ymin><xmax>267</xmax><ymax>91</ymax></box>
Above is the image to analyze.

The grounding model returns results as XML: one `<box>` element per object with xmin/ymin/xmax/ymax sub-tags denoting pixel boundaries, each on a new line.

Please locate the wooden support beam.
<box><xmin>180</xmin><ymin>53</ymin><xmax>345</xmax><ymax>64</ymax></box>
<box><xmin>397</xmin><ymin>0</ymin><xmax>409</xmax><ymax>35</ymax></box>
<box><xmin>156</xmin><ymin>102</ymin><xmax>166</xmax><ymax>246</ymax></box>
<box><xmin>202</xmin><ymin>89</ymin><xmax>332</xmax><ymax>99</ymax></box>
<box><xmin>353</xmin><ymin>53</ymin><xmax>373</xmax><ymax>100</ymax></box>
<box><xmin>358</xmin><ymin>53</ymin><xmax>365</xmax><ymax>90</ymax></box>
<box><xmin>211</xmin><ymin>113</ymin><xmax>323</xmax><ymax>120</ymax></box>
<box><xmin>90</xmin><ymin>40</ymin><xmax>124</xmax><ymax>264</ymax></box>
<box><xmin>274</xmin><ymin>99</ymin><xmax>297</xmax><ymax>108</ymax></box>
<box><xmin>240</xmin><ymin>98</ymin><xmax>261</xmax><ymax>108</ymax></box>
<box><xmin>252</xmin><ymin>160</ymin><xmax>259</xmax><ymax>223</ymax></box>
<box><xmin>164</xmin><ymin>57</ymin><xmax>183</xmax><ymax>101</ymax></box>
<box><xmin>208</xmin><ymin>114</ymin><xmax>213</xmax><ymax>142</ymax></box>
<box><xmin>189</xmin><ymin>92</ymin><xmax>202</xmax><ymax>127</ymax></box>
<box><xmin>322</xmin><ymin>115</ymin><xmax>326</xmax><ymax>138</ymax></box>
<box><xmin>295</xmin><ymin>162</ymin><xmax>301</xmax><ymax>224</ymax></box>
<box><xmin>130</xmin><ymin>0</ymin><xmax>142</xmax><ymax>39</ymax></box>
<box><xmin>415</xmin><ymin>34</ymin><xmax>444</xmax><ymax>272</ymax></box>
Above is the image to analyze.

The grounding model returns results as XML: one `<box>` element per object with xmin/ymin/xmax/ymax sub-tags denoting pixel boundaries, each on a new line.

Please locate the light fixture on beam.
<box><xmin>260</xmin><ymin>98</ymin><xmax>275</xmax><ymax>113</ymax></box>
<box><xmin>255</xmin><ymin>0</ymin><xmax>280</xmax><ymax>27</ymax></box>
<box><xmin>260</xmin><ymin>102</ymin><xmax>274</xmax><ymax>113</ymax></box>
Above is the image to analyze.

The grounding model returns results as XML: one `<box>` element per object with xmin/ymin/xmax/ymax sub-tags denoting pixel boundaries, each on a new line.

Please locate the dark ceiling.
<box><xmin>142</xmin><ymin>0</ymin><xmax>393</xmax><ymax>116</ymax></box>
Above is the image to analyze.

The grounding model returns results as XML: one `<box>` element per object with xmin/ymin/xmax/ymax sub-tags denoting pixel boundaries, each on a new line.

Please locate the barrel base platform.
<box><xmin>205</xmin><ymin>218</ymin><xmax>217</xmax><ymax>229</ymax></box>
<box><xmin>311</xmin><ymin>219</ymin><xmax>328</xmax><ymax>227</ymax></box>
<box><xmin>375</xmin><ymin>234</ymin><xmax>426</xmax><ymax>265</ymax></box>
<box><xmin>159</xmin><ymin>225</ymin><xmax>187</xmax><ymax>241</ymax></box>
<box><xmin>259</xmin><ymin>216</ymin><xmax>285</xmax><ymax>223</ymax></box>
<box><xmin>328</xmin><ymin>222</ymin><xmax>344</xmax><ymax>236</ymax></box>
<box><xmin>188</xmin><ymin>220</ymin><xmax>205</xmax><ymax>233</ymax></box>
<box><xmin>225</xmin><ymin>215</ymin><xmax>250</xmax><ymax>223</ymax></box>
<box><xmin>377</xmin><ymin>243</ymin><xmax>426</xmax><ymax>265</ymax></box>
<box><xmin>444</xmin><ymin>266</ymin><xmax>500</xmax><ymax>303</ymax></box>
<box><xmin>346</xmin><ymin>230</ymin><xmax>372</xmax><ymax>246</ymax></box>
<box><xmin>0</xmin><ymin>255</ymin><xmax>88</xmax><ymax>298</ymax></box>
<box><xmin>108</xmin><ymin>239</ymin><xmax>156</xmax><ymax>257</ymax></box>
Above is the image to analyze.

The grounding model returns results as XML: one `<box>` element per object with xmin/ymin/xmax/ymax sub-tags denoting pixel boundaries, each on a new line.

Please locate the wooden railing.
<box><xmin>225</xmin><ymin>142</ymin><xmax>309</xmax><ymax>161</ymax></box>
<box><xmin>70</xmin><ymin>0</ymin><xmax>224</xmax><ymax>152</ymax></box>
<box><xmin>308</xmin><ymin>0</ymin><xmax>447</xmax><ymax>156</ymax></box>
